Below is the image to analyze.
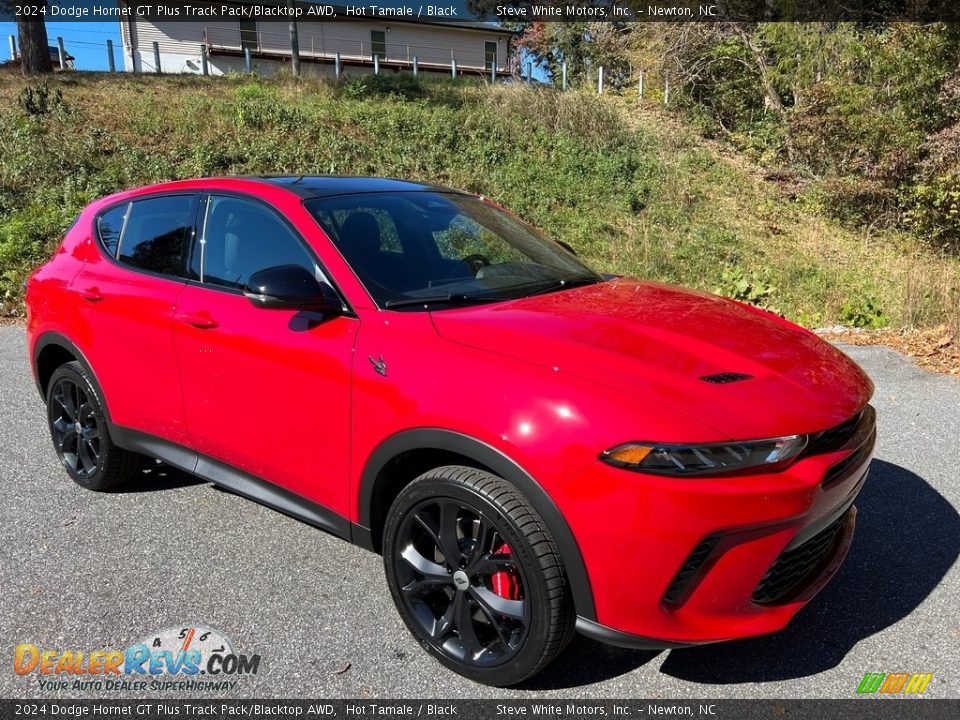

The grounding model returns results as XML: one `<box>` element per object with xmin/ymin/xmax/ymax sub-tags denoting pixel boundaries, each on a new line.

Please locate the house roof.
<box><xmin>47</xmin><ymin>45</ymin><xmax>75</xmax><ymax>60</ymax></box>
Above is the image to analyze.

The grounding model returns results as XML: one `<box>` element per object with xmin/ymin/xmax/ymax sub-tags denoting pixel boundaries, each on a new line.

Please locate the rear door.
<box><xmin>171</xmin><ymin>193</ymin><xmax>358</xmax><ymax>517</ymax></box>
<box><xmin>73</xmin><ymin>193</ymin><xmax>198</xmax><ymax>445</ymax></box>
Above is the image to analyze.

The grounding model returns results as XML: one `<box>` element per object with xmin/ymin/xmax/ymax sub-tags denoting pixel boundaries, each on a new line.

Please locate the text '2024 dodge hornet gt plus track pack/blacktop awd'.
<box><xmin>26</xmin><ymin>176</ymin><xmax>876</xmax><ymax>686</ymax></box>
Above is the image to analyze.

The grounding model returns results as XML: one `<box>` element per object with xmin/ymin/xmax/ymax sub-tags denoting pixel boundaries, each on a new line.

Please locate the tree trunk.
<box><xmin>17</xmin><ymin>18</ymin><xmax>53</xmax><ymax>75</ymax></box>
<box><xmin>732</xmin><ymin>24</ymin><xmax>794</xmax><ymax>160</ymax></box>
<box><xmin>733</xmin><ymin>25</ymin><xmax>785</xmax><ymax>116</ymax></box>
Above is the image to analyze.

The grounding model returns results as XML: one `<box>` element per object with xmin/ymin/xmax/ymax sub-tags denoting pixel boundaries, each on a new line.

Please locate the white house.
<box><xmin>117</xmin><ymin>1</ymin><xmax>514</xmax><ymax>78</ymax></box>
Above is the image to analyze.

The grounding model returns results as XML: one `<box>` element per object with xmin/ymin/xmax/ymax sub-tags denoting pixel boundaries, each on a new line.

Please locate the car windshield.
<box><xmin>305</xmin><ymin>192</ymin><xmax>602</xmax><ymax>308</ymax></box>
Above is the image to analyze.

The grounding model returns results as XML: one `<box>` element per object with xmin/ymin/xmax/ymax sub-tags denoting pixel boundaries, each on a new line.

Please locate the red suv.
<box><xmin>26</xmin><ymin>177</ymin><xmax>875</xmax><ymax>686</ymax></box>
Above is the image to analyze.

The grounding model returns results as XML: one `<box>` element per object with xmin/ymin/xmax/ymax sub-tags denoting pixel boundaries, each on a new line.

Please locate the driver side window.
<box><xmin>192</xmin><ymin>196</ymin><xmax>320</xmax><ymax>291</ymax></box>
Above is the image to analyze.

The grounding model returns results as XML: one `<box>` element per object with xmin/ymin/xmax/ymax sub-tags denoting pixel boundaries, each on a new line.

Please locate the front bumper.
<box><xmin>561</xmin><ymin>406</ymin><xmax>875</xmax><ymax>646</ymax></box>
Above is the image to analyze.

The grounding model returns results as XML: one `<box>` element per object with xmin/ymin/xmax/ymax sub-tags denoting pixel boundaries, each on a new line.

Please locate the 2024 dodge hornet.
<box><xmin>26</xmin><ymin>176</ymin><xmax>876</xmax><ymax>686</ymax></box>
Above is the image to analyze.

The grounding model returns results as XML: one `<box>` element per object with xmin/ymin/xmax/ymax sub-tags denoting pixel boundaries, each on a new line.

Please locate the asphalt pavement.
<box><xmin>0</xmin><ymin>324</ymin><xmax>957</xmax><ymax>699</ymax></box>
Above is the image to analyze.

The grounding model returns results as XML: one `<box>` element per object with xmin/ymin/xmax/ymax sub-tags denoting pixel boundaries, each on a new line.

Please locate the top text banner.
<box><xmin>5</xmin><ymin>0</ymin><xmax>960</xmax><ymax>23</ymax></box>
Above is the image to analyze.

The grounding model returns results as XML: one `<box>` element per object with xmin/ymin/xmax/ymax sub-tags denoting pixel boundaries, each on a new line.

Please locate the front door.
<box><xmin>172</xmin><ymin>194</ymin><xmax>358</xmax><ymax>517</ymax></box>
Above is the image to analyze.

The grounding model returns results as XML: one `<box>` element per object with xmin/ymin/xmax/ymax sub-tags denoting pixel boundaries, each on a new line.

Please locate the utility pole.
<box><xmin>288</xmin><ymin>0</ymin><xmax>300</xmax><ymax>77</ymax></box>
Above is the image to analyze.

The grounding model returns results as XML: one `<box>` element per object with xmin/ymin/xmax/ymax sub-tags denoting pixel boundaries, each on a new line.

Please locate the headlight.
<box><xmin>600</xmin><ymin>435</ymin><xmax>807</xmax><ymax>477</ymax></box>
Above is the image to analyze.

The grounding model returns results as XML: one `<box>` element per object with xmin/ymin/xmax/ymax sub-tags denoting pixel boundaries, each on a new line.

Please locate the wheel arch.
<box><xmin>32</xmin><ymin>332</ymin><xmax>110</xmax><ymax>422</ymax></box>
<box><xmin>357</xmin><ymin>428</ymin><xmax>597</xmax><ymax>621</ymax></box>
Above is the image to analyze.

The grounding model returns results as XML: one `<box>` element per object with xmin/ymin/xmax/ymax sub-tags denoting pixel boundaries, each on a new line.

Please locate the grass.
<box><xmin>1</xmin><ymin>69</ymin><xmax>958</xmax><ymax>334</ymax></box>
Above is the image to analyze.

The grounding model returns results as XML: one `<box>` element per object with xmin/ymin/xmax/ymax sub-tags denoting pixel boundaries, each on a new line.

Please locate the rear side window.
<box><xmin>108</xmin><ymin>195</ymin><xmax>194</xmax><ymax>276</ymax></box>
<box><xmin>97</xmin><ymin>204</ymin><xmax>127</xmax><ymax>258</ymax></box>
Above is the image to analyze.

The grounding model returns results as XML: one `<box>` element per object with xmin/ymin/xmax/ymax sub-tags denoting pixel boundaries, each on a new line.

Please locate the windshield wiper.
<box><xmin>383</xmin><ymin>294</ymin><xmax>504</xmax><ymax>309</ymax></box>
<box><xmin>383</xmin><ymin>276</ymin><xmax>602</xmax><ymax>308</ymax></box>
<box><xmin>522</xmin><ymin>275</ymin><xmax>602</xmax><ymax>297</ymax></box>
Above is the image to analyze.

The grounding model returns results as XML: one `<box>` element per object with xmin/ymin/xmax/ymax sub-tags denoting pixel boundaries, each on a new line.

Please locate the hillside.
<box><xmin>2</xmin><ymin>70</ymin><xmax>958</xmax><ymax>340</ymax></box>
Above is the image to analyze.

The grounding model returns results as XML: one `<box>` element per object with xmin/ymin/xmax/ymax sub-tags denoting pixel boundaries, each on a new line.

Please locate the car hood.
<box><xmin>430</xmin><ymin>278</ymin><xmax>873</xmax><ymax>440</ymax></box>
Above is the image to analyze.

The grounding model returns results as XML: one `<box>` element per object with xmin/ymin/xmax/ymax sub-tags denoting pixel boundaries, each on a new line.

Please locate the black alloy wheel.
<box><xmin>46</xmin><ymin>361</ymin><xmax>142</xmax><ymax>491</ymax></box>
<box><xmin>49</xmin><ymin>375</ymin><xmax>101</xmax><ymax>480</ymax></box>
<box><xmin>384</xmin><ymin>466</ymin><xmax>574</xmax><ymax>686</ymax></box>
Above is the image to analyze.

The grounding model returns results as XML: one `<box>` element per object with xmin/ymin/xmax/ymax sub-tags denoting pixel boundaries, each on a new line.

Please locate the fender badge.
<box><xmin>369</xmin><ymin>355</ymin><xmax>388</xmax><ymax>377</ymax></box>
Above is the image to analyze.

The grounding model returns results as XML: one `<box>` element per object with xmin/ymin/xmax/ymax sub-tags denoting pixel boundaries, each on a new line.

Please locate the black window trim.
<box><xmin>92</xmin><ymin>191</ymin><xmax>200</xmax><ymax>285</ymax></box>
<box><xmin>185</xmin><ymin>190</ymin><xmax>355</xmax><ymax>317</ymax></box>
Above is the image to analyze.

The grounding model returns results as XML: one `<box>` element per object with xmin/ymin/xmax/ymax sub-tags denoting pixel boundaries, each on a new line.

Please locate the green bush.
<box><xmin>713</xmin><ymin>267</ymin><xmax>778</xmax><ymax>310</ymax></box>
<box><xmin>839</xmin><ymin>295</ymin><xmax>890</xmax><ymax>329</ymax></box>
<box><xmin>17</xmin><ymin>81</ymin><xmax>68</xmax><ymax>117</ymax></box>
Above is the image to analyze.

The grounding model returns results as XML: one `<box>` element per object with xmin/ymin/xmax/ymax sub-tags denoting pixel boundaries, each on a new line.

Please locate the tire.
<box><xmin>45</xmin><ymin>361</ymin><xmax>142</xmax><ymax>491</ymax></box>
<box><xmin>383</xmin><ymin>466</ymin><xmax>574</xmax><ymax>686</ymax></box>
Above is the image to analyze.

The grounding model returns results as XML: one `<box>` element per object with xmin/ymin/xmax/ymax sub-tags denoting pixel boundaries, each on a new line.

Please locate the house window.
<box><xmin>371</xmin><ymin>31</ymin><xmax>386</xmax><ymax>60</ymax></box>
<box><xmin>239</xmin><ymin>20</ymin><xmax>258</xmax><ymax>51</ymax></box>
<box><xmin>485</xmin><ymin>41</ymin><xmax>498</xmax><ymax>72</ymax></box>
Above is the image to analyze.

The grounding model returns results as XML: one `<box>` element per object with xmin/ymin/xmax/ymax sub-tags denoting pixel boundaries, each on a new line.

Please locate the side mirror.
<box><xmin>243</xmin><ymin>265</ymin><xmax>342</xmax><ymax>314</ymax></box>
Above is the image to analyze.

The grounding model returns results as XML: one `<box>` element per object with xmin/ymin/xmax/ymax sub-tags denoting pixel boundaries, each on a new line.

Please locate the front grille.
<box><xmin>803</xmin><ymin>411</ymin><xmax>863</xmax><ymax>456</ymax></box>
<box><xmin>752</xmin><ymin>510</ymin><xmax>849</xmax><ymax>605</ymax></box>
<box><xmin>662</xmin><ymin>532</ymin><xmax>723</xmax><ymax>607</ymax></box>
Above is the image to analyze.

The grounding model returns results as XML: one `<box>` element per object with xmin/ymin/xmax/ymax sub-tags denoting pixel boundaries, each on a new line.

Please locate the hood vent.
<box><xmin>700</xmin><ymin>372</ymin><xmax>753</xmax><ymax>384</ymax></box>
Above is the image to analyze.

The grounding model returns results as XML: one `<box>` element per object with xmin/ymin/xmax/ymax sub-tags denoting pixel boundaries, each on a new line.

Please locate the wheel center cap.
<box><xmin>452</xmin><ymin>570</ymin><xmax>470</xmax><ymax>590</ymax></box>
<box><xmin>74</xmin><ymin>422</ymin><xmax>82</xmax><ymax>433</ymax></box>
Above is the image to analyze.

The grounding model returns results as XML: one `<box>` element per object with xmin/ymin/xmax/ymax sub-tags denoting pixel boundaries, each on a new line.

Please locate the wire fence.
<box><xmin>3</xmin><ymin>25</ymin><xmax>674</xmax><ymax>103</ymax></box>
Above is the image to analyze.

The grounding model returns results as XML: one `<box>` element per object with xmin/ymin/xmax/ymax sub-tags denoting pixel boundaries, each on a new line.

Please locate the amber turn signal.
<box><xmin>602</xmin><ymin>444</ymin><xmax>654</xmax><ymax>466</ymax></box>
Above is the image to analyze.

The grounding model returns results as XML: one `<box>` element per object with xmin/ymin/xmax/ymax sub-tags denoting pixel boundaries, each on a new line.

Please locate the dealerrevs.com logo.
<box><xmin>14</xmin><ymin>625</ymin><xmax>261</xmax><ymax>692</ymax></box>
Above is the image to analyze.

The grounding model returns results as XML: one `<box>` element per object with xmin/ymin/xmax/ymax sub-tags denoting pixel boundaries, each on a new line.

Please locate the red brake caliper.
<box><xmin>490</xmin><ymin>543</ymin><xmax>521</xmax><ymax>600</ymax></box>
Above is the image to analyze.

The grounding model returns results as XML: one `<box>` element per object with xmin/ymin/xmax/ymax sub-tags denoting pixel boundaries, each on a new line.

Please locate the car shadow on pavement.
<box><xmin>518</xmin><ymin>637</ymin><xmax>661</xmax><ymax>691</ymax></box>
<box><xmin>657</xmin><ymin>458</ymin><xmax>959</xmax><ymax>684</ymax></box>
<box><xmin>524</xmin><ymin>459</ymin><xmax>959</xmax><ymax>690</ymax></box>
<box><xmin>112</xmin><ymin>460</ymin><xmax>205</xmax><ymax>493</ymax></box>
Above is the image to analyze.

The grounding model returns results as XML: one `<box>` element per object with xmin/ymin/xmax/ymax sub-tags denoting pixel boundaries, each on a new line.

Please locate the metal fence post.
<box><xmin>526</xmin><ymin>61</ymin><xmax>532</xmax><ymax>84</ymax></box>
<box><xmin>412</xmin><ymin>56</ymin><xmax>418</xmax><ymax>78</ymax></box>
<box><xmin>373</xmin><ymin>54</ymin><xmax>379</xmax><ymax>75</ymax></box>
<box><xmin>561</xmin><ymin>61</ymin><xmax>567</xmax><ymax>91</ymax></box>
<box><xmin>106</xmin><ymin>38</ymin><xmax>116</xmax><ymax>72</ymax></box>
<box><xmin>451</xmin><ymin>58</ymin><xmax>457</xmax><ymax>78</ymax></box>
<box><xmin>598</xmin><ymin>65</ymin><xmax>604</xmax><ymax>94</ymax></box>
<box><xmin>153</xmin><ymin>41</ymin><xmax>161</xmax><ymax>73</ymax></box>
<box><xmin>638</xmin><ymin>69</ymin><xmax>644</xmax><ymax>99</ymax></box>
<box><xmin>9</xmin><ymin>35</ymin><xmax>17</xmax><ymax>61</ymax></box>
<box><xmin>200</xmin><ymin>44</ymin><xmax>209</xmax><ymax>75</ymax></box>
<box><xmin>334</xmin><ymin>52</ymin><xmax>341</xmax><ymax>78</ymax></box>
<box><xmin>245</xmin><ymin>47</ymin><xmax>252</xmax><ymax>73</ymax></box>
<box><xmin>664</xmin><ymin>74</ymin><xmax>671</xmax><ymax>106</ymax></box>
<box><xmin>56</xmin><ymin>36</ymin><xmax>66</xmax><ymax>70</ymax></box>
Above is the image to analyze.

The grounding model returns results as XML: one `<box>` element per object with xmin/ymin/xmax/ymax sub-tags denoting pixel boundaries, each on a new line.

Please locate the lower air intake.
<box><xmin>662</xmin><ymin>532</ymin><xmax>723</xmax><ymax>607</ymax></box>
<box><xmin>752</xmin><ymin>510</ymin><xmax>848</xmax><ymax>605</ymax></box>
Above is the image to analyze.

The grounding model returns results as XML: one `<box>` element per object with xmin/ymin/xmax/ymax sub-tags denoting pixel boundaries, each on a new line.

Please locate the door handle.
<box><xmin>79</xmin><ymin>287</ymin><xmax>103</xmax><ymax>303</ymax></box>
<box><xmin>175</xmin><ymin>310</ymin><xmax>219</xmax><ymax>329</ymax></box>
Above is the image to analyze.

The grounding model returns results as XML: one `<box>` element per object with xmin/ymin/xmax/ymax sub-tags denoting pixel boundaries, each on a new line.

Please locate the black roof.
<box><xmin>251</xmin><ymin>175</ymin><xmax>467</xmax><ymax>199</ymax></box>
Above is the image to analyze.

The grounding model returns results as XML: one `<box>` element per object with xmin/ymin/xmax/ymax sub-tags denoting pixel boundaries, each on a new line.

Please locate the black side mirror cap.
<box><xmin>243</xmin><ymin>265</ymin><xmax>343</xmax><ymax>314</ymax></box>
